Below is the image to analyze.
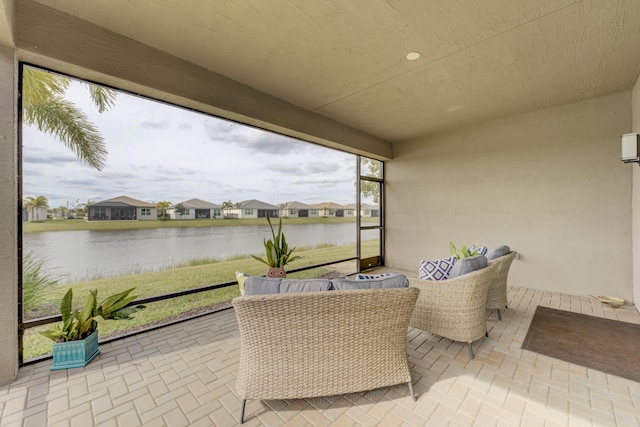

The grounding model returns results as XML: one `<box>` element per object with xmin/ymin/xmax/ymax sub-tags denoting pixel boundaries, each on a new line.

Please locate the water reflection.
<box><xmin>24</xmin><ymin>223</ymin><xmax>376</xmax><ymax>282</ymax></box>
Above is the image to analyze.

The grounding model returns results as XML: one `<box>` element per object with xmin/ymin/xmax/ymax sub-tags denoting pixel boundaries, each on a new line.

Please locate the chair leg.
<box><xmin>239</xmin><ymin>399</ymin><xmax>246</xmax><ymax>424</ymax></box>
<box><xmin>467</xmin><ymin>343</ymin><xmax>474</xmax><ymax>359</ymax></box>
<box><xmin>408</xmin><ymin>381</ymin><xmax>416</xmax><ymax>401</ymax></box>
<box><xmin>485</xmin><ymin>330</ymin><xmax>488</xmax><ymax>338</ymax></box>
<box><xmin>497</xmin><ymin>308</ymin><xmax>502</xmax><ymax>321</ymax></box>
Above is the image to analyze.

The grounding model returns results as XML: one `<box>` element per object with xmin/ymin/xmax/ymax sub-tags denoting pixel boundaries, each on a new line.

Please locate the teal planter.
<box><xmin>50</xmin><ymin>330</ymin><xmax>100</xmax><ymax>370</ymax></box>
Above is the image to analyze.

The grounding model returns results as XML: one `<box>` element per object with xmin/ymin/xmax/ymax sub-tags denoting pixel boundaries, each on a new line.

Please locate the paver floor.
<box><xmin>1</xmin><ymin>286</ymin><xmax>639</xmax><ymax>426</ymax></box>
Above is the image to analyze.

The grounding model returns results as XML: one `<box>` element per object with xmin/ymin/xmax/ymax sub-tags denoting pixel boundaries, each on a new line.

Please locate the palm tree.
<box><xmin>156</xmin><ymin>201</ymin><xmax>171</xmax><ymax>218</ymax></box>
<box><xmin>22</xmin><ymin>66</ymin><xmax>117</xmax><ymax>171</ymax></box>
<box><xmin>76</xmin><ymin>199</ymin><xmax>93</xmax><ymax>218</ymax></box>
<box><xmin>174</xmin><ymin>202</ymin><xmax>188</xmax><ymax>218</ymax></box>
<box><xmin>24</xmin><ymin>195</ymin><xmax>49</xmax><ymax>221</ymax></box>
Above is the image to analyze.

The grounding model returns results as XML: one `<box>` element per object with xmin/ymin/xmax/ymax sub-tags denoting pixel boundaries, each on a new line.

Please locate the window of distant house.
<box><xmin>311</xmin><ymin>210</ymin><xmax>318</xmax><ymax>215</ymax></box>
<box><xmin>213</xmin><ymin>209</ymin><xmax>221</xmax><ymax>217</ymax></box>
<box><xmin>141</xmin><ymin>208</ymin><xmax>151</xmax><ymax>216</ymax></box>
<box><xmin>244</xmin><ymin>209</ymin><xmax>253</xmax><ymax>215</ymax></box>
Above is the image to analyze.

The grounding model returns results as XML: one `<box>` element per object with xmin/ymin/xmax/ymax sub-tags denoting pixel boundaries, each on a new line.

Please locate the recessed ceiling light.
<box><xmin>405</xmin><ymin>51</ymin><xmax>421</xmax><ymax>61</ymax></box>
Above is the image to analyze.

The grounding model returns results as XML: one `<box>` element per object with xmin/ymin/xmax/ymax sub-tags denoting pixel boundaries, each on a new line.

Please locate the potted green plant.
<box><xmin>449</xmin><ymin>242</ymin><xmax>479</xmax><ymax>260</ymax></box>
<box><xmin>40</xmin><ymin>287</ymin><xmax>145</xmax><ymax>370</ymax></box>
<box><xmin>250</xmin><ymin>214</ymin><xmax>302</xmax><ymax>277</ymax></box>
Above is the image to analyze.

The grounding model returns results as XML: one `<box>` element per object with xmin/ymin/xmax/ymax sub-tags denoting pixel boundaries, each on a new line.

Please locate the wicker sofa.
<box><xmin>232</xmin><ymin>286</ymin><xmax>419</xmax><ymax>423</ymax></box>
<box><xmin>486</xmin><ymin>251</ymin><xmax>518</xmax><ymax>320</ymax></box>
<box><xmin>407</xmin><ymin>260</ymin><xmax>500</xmax><ymax>359</ymax></box>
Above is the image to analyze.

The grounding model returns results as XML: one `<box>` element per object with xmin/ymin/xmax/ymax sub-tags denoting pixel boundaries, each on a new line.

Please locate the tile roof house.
<box><xmin>87</xmin><ymin>195</ymin><xmax>157</xmax><ymax>221</ymax></box>
<box><xmin>21</xmin><ymin>206</ymin><xmax>48</xmax><ymax>222</ymax></box>
<box><xmin>223</xmin><ymin>199</ymin><xmax>279</xmax><ymax>219</ymax></box>
<box><xmin>280</xmin><ymin>201</ymin><xmax>318</xmax><ymax>218</ymax></box>
<box><xmin>167</xmin><ymin>198</ymin><xmax>222</xmax><ymax>220</ymax></box>
<box><xmin>312</xmin><ymin>202</ymin><xmax>346</xmax><ymax>218</ymax></box>
<box><xmin>344</xmin><ymin>203</ymin><xmax>380</xmax><ymax>218</ymax></box>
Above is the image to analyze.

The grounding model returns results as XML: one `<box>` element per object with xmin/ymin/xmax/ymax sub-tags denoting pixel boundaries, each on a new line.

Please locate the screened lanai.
<box><xmin>1</xmin><ymin>1</ymin><xmax>640</xmax><ymax>424</ymax></box>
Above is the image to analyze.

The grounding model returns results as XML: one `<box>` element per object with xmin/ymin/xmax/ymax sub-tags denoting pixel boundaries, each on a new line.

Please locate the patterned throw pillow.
<box><xmin>470</xmin><ymin>245</ymin><xmax>488</xmax><ymax>256</ymax></box>
<box><xmin>356</xmin><ymin>272</ymin><xmax>397</xmax><ymax>280</ymax></box>
<box><xmin>418</xmin><ymin>256</ymin><xmax>457</xmax><ymax>280</ymax></box>
<box><xmin>332</xmin><ymin>274</ymin><xmax>408</xmax><ymax>290</ymax></box>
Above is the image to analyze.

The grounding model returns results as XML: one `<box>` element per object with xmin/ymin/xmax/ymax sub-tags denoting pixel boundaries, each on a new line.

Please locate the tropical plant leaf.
<box><xmin>450</xmin><ymin>242</ymin><xmax>480</xmax><ymax>259</ymax></box>
<box><xmin>269</xmin><ymin>245</ymin><xmax>279</xmax><ymax>267</ymax></box>
<box><xmin>22</xmin><ymin>67</ymin><xmax>109</xmax><ymax>170</ymax></box>
<box><xmin>249</xmin><ymin>254</ymin><xmax>269</xmax><ymax>265</ymax></box>
<box><xmin>24</xmin><ymin>97</ymin><xmax>108</xmax><ymax>170</ymax></box>
<box><xmin>39</xmin><ymin>325</ymin><xmax>65</xmax><ymax>342</ymax></box>
<box><xmin>76</xmin><ymin>290</ymin><xmax>97</xmax><ymax>329</ymax></box>
<box><xmin>110</xmin><ymin>305</ymin><xmax>146</xmax><ymax>320</ymax></box>
<box><xmin>101</xmin><ymin>295</ymin><xmax>138</xmax><ymax>317</ymax></box>
<box><xmin>22</xmin><ymin>67</ymin><xmax>69</xmax><ymax>104</ymax></box>
<box><xmin>88</xmin><ymin>85</ymin><xmax>117</xmax><ymax>113</ymax></box>
<box><xmin>98</xmin><ymin>288</ymin><xmax>136</xmax><ymax>312</ymax></box>
<box><xmin>253</xmin><ymin>213</ymin><xmax>302</xmax><ymax>269</ymax></box>
<box><xmin>98</xmin><ymin>288</ymin><xmax>135</xmax><ymax>310</ymax></box>
<box><xmin>67</xmin><ymin>316</ymin><xmax>80</xmax><ymax>341</ymax></box>
<box><xmin>60</xmin><ymin>288</ymin><xmax>73</xmax><ymax>324</ymax></box>
<box><xmin>40</xmin><ymin>287</ymin><xmax>145</xmax><ymax>343</ymax></box>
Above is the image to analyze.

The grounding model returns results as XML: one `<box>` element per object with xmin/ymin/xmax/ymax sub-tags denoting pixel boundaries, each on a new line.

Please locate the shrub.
<box><xmin>22</xmin><ymin>251</ymin><xmax>59</xmax><ymax>312</ymax></box>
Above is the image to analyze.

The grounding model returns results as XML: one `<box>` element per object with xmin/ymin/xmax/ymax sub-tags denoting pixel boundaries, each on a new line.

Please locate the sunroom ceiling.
<box><xmin>24</xmin><ymin>0</ymin><xmax>640</xmax><ymax>141</ymax></box>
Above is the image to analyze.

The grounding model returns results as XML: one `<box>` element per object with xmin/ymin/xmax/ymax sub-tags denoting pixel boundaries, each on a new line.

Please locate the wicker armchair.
<box><xmin>486</xmin><ymin>251</ymin><xmax>517</xmax><ymax>320</ymax></box>
<box><xmin>408</xmin><ymin>261</ymin><xmax>500</xmax><ymax>359</ymax></box>
<box><xmin>232</xmin><ymin>287</ymin><xmax>419</xmax><ymax>423</ymax></box>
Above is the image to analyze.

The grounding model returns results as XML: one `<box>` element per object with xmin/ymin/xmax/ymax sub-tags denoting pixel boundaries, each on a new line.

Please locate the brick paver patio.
<box><xmin>1</xmin><ymin>286</ymin><xmax>639</xmax><ymax>426</ymax></box>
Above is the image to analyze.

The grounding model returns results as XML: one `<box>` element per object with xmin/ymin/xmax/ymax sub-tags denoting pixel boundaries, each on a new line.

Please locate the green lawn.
<box><xmin>23</xmin><ymin>216</ymin><xmax>379</xmax><ymax>233</ymax></box>
<box><xmin>23</xmin><ymin>241</ymin><xmax>374</xmax><ymax>360</ymax></box>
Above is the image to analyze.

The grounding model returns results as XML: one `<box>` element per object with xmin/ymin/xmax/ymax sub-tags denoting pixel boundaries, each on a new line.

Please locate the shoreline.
<box><xmin>23</xmin><ymin>216</ymin><xmax>378</xmax><ymax>233</ymax></box>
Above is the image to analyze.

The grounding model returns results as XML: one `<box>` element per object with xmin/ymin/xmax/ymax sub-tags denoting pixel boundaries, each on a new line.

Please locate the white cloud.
<box><xmin>22</xmin><ymin>73</ymin><xmax>361</xmax><ymax>208</ymax></box>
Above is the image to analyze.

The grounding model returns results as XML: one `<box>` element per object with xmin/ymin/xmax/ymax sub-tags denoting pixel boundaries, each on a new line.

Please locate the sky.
<box><xmin>22</xmin><ymin>69</ymin><xmax>362</xmax><ymax>210</ymax></box>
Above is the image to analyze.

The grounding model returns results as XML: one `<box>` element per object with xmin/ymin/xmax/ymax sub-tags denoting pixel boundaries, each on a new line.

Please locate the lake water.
<box><xmin>23</xmin><ymin>223</ymin><xmax>371</xmax><ymax>283</ymax></box>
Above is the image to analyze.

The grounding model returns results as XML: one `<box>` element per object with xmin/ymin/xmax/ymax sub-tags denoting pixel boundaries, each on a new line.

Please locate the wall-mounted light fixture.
<box><xmin>621</xmin><ymin>133</ymin><xmax>640</xmax><ymax>164</ymax></box>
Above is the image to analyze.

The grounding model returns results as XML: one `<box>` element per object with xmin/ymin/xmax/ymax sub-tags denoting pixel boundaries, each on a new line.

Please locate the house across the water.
<box><xmin>87</xmin><ymin>196</ymin><xmax>157</xmax><ymax>221</ymax></box>
<box><xmin>167</xmin><ymin>198</ymin><xmax>222</xmax><ymax>220</ymax></box>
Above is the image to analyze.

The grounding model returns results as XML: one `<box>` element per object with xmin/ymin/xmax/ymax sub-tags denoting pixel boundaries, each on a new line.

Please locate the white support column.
<box><xmin>0</xmin><ymin>44</ymin><xmax>18</xmax><ymax>385</ymax></box>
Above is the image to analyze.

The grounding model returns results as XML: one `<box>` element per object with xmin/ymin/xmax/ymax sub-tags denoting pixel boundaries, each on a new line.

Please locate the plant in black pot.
<box><xmin>250</xmin><ymin>214</ymin><xmax>302</xmax><ymax>278</ymax></box>
<box><xmin>40</xmin><ymin>287</ymin><xmax>145</xmax><ymax>370</ymax></box>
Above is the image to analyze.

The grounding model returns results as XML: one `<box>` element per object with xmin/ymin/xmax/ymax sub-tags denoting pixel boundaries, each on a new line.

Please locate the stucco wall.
<box><xmin>386</xmin><ymin>92</ymin><xmax>633</xmax><ymax>301</ymax></box>
<box><xmin>632</xmin><ymin>74</ymin><xmax>640</xmax><ymax>307</ymax></box>
<box><xmin>0</xmin><ymin>44</ymin><xmax>18</xmax><ymax>384</ymax></box>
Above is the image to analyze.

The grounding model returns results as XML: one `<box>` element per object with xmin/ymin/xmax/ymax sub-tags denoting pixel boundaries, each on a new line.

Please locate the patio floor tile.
<box><xmin>1</xmin><ymin>286</ymin><xmax>639</xmax><ymax>426</ymax></box>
